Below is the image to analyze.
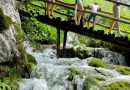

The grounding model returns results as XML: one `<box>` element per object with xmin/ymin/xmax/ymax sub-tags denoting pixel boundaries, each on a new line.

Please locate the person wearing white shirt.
<box><xmin>87</xmin><ymin>3</ymin><xmax>101</xmax><ymax>28</ymax></box>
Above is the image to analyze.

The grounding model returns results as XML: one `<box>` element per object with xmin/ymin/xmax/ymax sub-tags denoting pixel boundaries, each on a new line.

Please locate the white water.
<box><xmin>18</xmin><ymin>46</ymin><xmax>130</xmax><ymax>90</ymax></box>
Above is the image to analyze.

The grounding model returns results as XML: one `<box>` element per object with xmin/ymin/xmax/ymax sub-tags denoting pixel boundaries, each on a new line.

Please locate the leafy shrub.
<box><xmin>88</xmin><ymin>58</ymin><xmax>106</xmax><ymax>68</ymax></box>
<box><xmin>21</xmin><ymin>17</ymin><xmax>56</xmax><ymax>44</ymax></box>
<box><xmin>0</xmin><ymin>82</ymin><xmax>11</xmax><ymax>90</ymax></box>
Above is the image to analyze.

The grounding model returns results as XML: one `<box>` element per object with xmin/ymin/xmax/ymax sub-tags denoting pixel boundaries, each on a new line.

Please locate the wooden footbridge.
<box><xmin>19</xmin><ymin>0</ymin><xmax>130</xmax><ymax>58</ymax></box>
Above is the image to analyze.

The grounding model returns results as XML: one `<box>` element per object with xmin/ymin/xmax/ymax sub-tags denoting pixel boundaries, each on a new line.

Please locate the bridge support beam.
<box><xmin>63</xmin><ymin>30</ymin><xmax>68</xmax><ymax>57</ymax></box>
<box><xmin>57</xmin><ymin>28</ymin><xmax>60</xmax><ymax>58</ymax></box>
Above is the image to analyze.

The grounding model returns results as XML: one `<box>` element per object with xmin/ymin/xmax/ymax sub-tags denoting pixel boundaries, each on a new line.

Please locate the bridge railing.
<box><xmin>29</xmin><ymin>0</ymin><xmax>130</xmax><ymax>34</ymax></box>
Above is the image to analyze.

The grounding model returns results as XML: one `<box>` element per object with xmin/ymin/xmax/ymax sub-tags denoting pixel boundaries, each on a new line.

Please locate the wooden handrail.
<box><xmin>36</xmin><ymin>0</ymin><xmax>130</xmax><ymax>21</ymax></box>
<box><xmin>106</xmin><ymin>0</ymin><xmax>130</xmax><ymax>7</ymax></box>
<box><xmin>40</xmin><ymin>0</ymin><xmax>130</xmax><ymax>25</ymax></box>
<box><xmin>30</xmin><ymin>3</ymin><xmax>130</xmax><ymax>34</ymax></box>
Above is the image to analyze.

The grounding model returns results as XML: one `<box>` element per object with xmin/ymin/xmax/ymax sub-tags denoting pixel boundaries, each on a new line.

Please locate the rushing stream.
<box><xmin>18</xmin><ymin>45</ymin><xmax>130</xmax><ymax>90</ymax></box>
<box><xmin>18</xmin><ymin>31</ymin><xmax>130</xmax><ymax>90</ymax></box>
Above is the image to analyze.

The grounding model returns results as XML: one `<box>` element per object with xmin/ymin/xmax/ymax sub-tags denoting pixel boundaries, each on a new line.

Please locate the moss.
<box><xmin>66</xmin><ymin>68</ymin><xmax>84</xmax><ymax>81</ymax></box>
<box><xmin>116</xmin><ymin>66</ymin><xmax>130</xmax><ymax>75</ymax></box>
<box><xmin>75</xmin><ymin>48</ymin><xmax>93</xmax><ymax>59</ymax></box>
<box><xmin>83</xmin><ymin>74</ymin><xmax>106</xmax><ymax>90</ymax></box>
<box><xmin>26</xmin><ymin>53</ymin><xmax>37</xmax><ymax>64</ymax></box>
<box><xmin>13</xmin><ymin>22</ymin><xmax>25</xmax><ymax>43</ymax></box>
<box><xmin>106</xmin><ymin>64</ymin><xmax>130</xmax><ymax>75</ymax></box>
<box><xmin>0</xmin><ymin>8</ymin><xmax>12</xmax><ymax>31</ymax></box>
<box><xmin>83</xmin><ymin>76</ymin><xmax>97</xmax><ymax>90</ymax></box>
<box><xmin>22</xmin><ymin>62</ymin><xmax>35</xmax><ymax>78</ymax></box>
<box><xmin>17</xmin><ymin>43</ymin><xmax>27</xmax><ymax>61</ymax></box>
<box><xmin>101</xmin><ymin>80</ymin><xmax>130</xmax><ymax>90</ymax></box>
<box><xmin>88</xmin><ymin>58</ymin><xmax>106</xmax><ymax>68</ymax></box>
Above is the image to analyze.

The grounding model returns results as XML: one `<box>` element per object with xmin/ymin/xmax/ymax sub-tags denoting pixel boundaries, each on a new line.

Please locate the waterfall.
<box><xmin>18</xmin><ymin>46</ymin><xmax>130</xmax><ymax>90</ymax></box>
<box><xmin>73</xmin><ymin>45</ymin><xmax>126</xmax><ymax>65</ymax></box>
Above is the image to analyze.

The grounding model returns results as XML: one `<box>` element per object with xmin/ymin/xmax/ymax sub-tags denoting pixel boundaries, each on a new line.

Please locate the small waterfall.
<box><xmin>89</xmin><ymin>48</ymin><xmax>126</xmax><ymax>65</ymax></box>
<box><xmin>67</xmin><ymin>32</ymin><xmax>79</xmax><ymax>46</ymax></box>
<box><xmin>73</xmin><ymin>45</ymin><xmax>126</xmax><ymax>65</ymax></box>
<box><xmin>18</xmin><ymin>46</ymin><xmax>130</xmax><ymax>90</ymax></box>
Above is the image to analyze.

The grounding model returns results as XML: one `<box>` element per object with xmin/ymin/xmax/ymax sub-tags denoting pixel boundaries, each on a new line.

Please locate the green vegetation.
<box><xmin>0</xmin><ymin>8</ymin><xmax>12</xmax><ymax>31</ymax></box>
<box><xmin>0</xmin><ymin>53</ymin><xmax>36</xmax><ymax>90</ymax></box>
<box><xmin>88</xmin><ymin>58</ymin><xmax>130</xmax><ymax>75</ymax></box>
<box><xmin>0</xmin><ymin>21</ymin><xmax>37</xmax><ymax>90</ymax></box>
<box><xmin>83</xmin><ymin>76</ymin><xmax>97</xmax><ymax>90</ymax></box>
<box><xmin>66</xmin><ymin>68</ymin><xmax>84</xmax><ymax>81</ymax></box>
<box><xmin>116</xmin><ymin>66</ymin><xmax>130</xmax><ymax>75</ymax></box>
<box><xmin>100</xmin><ymin>80</ymin><xmax>130</xmax><ymax>90</ymax></box>
<box><xmin>21</xmin><ymin>17</ymin><xmax>57</xmax><ymax>44</ymax></box>
<box><xmin>0</xmin><ymin>82</ymin><xmax>11</xmax><ymax>90</ymax></box>
<box><xmin>83</xmin><ymin>73</ymin><xmax>106</xmax><ymax>90</ymax></box>
<box><xmin>88</xmin><ymin>58</ymin><xmax>106</xmax><ymax>68</ymax></box>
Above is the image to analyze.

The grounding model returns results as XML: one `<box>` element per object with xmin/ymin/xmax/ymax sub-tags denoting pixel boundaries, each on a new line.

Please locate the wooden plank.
<box><xmin>106</xmin><ymin>0</ymin><xmax>130</xmax><ymax>7</ymax></box>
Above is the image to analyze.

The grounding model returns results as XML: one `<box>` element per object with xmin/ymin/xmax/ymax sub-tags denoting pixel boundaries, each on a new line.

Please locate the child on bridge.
<box><xmin>87</xmin><ymin>3</ymin><xmax>101</xmax><ymax>28</ymax></box>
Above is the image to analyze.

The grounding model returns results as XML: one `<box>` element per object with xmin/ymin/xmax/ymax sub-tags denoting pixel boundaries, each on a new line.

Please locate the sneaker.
<box><xmin>115</xmin><ymin>31</ymin><xmax>124</xmax><ymax>37</ymax></box>
<box><xmin>108</xmin><ymin>31</ymin><xmax>112</xmax><ymax>34</ymax></box>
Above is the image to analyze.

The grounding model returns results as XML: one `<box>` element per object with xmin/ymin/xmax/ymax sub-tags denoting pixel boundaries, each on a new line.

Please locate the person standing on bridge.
<box><xmin>109</xmin><ymin>0</ymin><xmax>122</xmax><ymax>36</ymax></box>
<box><xmin>87</xmin><ymin>3</ymin><xmax>101</xmax><ymax>28</ymax></box>
<box><xmin>75</xmin><ymin>0</ymin><xmax>84</xmax><ymax>25</ymax></box>
<box><xmin>46</xmin><ymin>0</ymin><xmax>56</xmax><ymax>17</ymax></box>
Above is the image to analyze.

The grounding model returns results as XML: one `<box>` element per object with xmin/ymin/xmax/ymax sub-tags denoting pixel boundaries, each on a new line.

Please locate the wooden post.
<box><xmin>57</xmin><ymin>28</ymin><xmax>60</xmax><ymax>58</ymax></box>
<box><xmin>45</xmin><ymin>0</ymin><xmax>47</xmax><ymax>15</ymax></box>
<box><xmin>63</xmin><ymin>30</ymin><xmax>68</xmax><ymax>57</ymax></box>
<box><xmin>74</xmin><ymin>0</ymin><xmax>78</xmax><ymax>25</ymax></box>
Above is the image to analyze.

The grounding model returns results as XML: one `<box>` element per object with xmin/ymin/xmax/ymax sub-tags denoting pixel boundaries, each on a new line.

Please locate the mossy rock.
<box><xmin>83</xmin><ymin>50</ymin><xmax>93</xmax><ymax>58</ymax></box>
<box><xmin>0</xmin><ymin>8</ymin><xmax>12</xmax><ymax>31</ymax></box>
<box><xmin>88</xmin><ymin>58</ymin><xmax>106</xmax><ymax>68</ymax></box>
<box><xmin>77</xmin><ymin>52</ymin><xmax>84</xmax><ymax>59</ymax></box>
<box><xmin>17</xmin><ymin>43</ymin><xmax>27</xmax><ymax>61</ymax></box>
<box><xmin>22</xmin><ymin>62</ymin><xmax>35</xmax><ymax>78</ymax></box>
<box><xmin>106</xmin><ymin>64</ymin><xmax>130</xmax><ymax>75</ymax></box>
<box><xmin>26</xmin><ymin>53</ymin><xmax>37</xmax><ymax>64</ymax></box>
<box><xmin>100</xmin><ymin>80</ymin><xmax>130</xmax><ymax>90</ymax></box>
<box><xmin>116</xmin><ymin>66</ymin><xmax>130</xmax><ymax>75</ymax></box>
<box><xmin>66</xmin><ymin>68</ymin><xmax>84</xmax><ymax>81</ymax></box>
<box><xmin>13</xmin><ymin>23</ymin><xmax>25</xmax><ymax>42</ymax></box>
<box><xmin>83</xmin><ymin>76</ymin><xmax>97</xmax><ymax>90</ymax></box>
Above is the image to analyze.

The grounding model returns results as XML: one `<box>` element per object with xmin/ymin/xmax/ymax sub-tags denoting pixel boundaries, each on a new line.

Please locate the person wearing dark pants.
<box><xmin>87</xmin><ymin>3</ymin><xmax>101</xmax><ymax>28</ymax></box>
